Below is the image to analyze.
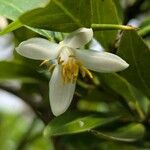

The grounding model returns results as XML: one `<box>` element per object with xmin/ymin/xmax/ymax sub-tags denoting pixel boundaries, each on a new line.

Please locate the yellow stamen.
<box><xmin>40</xmin><ymin>59</ymin><xmax>49</xmax><ymax>66</ymax></box>
<box><xmin>61</xmin><ymin>57</ymin><xmax>79</xmax><ymax>83</ymax></box>
<box><xmin>60</xmin><ymin>56</ymin><xmax>93</xmax><ymax>84</ymax></box>
<box><xmin>48</xmin><ymin>64</ymin><xmax>56</xmax><ymax>71</ymax></box>
<box><xmin>80</xmin><ymin>66</ymin><xmax>93</xmax><ymax>79</ymax></box>
<box><xmin>40</xmin><ymin>59</ymin><xmax>55</xmax><ymax>72</ymax></box>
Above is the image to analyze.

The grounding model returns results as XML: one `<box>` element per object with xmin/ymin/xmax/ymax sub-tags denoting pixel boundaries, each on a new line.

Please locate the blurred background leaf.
<box><xmin>0</xmin><ymin>0</ymin><xmax>49</xmax><ymax>20</ymax></box>
<box><xmin>19</xmin><ymin>0</ymin><xmax>91</xmax><ymax>32</ymax></box>
<box><xmin>0</xmin><ymin>61</ymin><xmax>48</xmax><ymax>82</ymax></box>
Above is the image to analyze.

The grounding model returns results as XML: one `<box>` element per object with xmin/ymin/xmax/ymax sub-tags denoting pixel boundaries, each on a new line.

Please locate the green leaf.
<box><xmin>91</xmin><ymin>123</ymin><xmax>145</xmax><ymax>142</ymax></box>
<box><xmin>44</xmin><ymin>112</ymin><xmax>119</xmax><ymax>136</ymax></box>
<box><xmin>140</xmin><ymin>17</ymin><xmax>150</xmax><ymax>28</ymax></box>
<box><xmin>139</xmin><ymin>17</ymin><xmax>150</xmax><ymax>37</ymax></box>
<box><xmin>98</xmin><ymin>73</ymin><xmax>150</xmax><ymax>118</ymax></box>
<box><xmin>0</xmin><ymin>20</ymin><xmax>53</xmax><ymax>40</ymax></box>
<box><xmin>0</xmin><ymin>61</ymin><xmax>47</xmax><ymax>83</ymax></box>
<box><xmin>138</xmin><ymin>25</ymin><xmax>150</xmax><ymax>37</ymax></box>
<box><xmin>26</xmin><ymin>27</ymin><xmax>53</xmax><ymax>40</ymax></box>
<box><xmin>0</xmin><ymin>0</ymin><xmax>53</xmax><ymax>39</ymax></box>
<box><xmin>0</xmin><ymin>0</ymin><xmax>49</xmax><ymax>20</ymax></box>
<box><xmin>20</xmin><ymin>0</ymin><xmax>121</xmax><ymax>49</ymax></box>
<box><xmin>20</xmin><ymin>0</ymin><xmax>91</xmax><ymax>32</ymax></box>
<box><xmin>118</xmin><ymin>30</ymin><xmax>150</xmax><ymax>100</ymax></box>
<box><xmin>24</xmin><ymin>137</ymin><xmax>54</xmax><ymax>150</ymax></box>
<box><xmin>91</xmin><ymin>0</ymin><xmax>120</xmax><ymax>50</ymax></box>
<box><xmin>0</xmin><ymin>20</ymin><xmax>22</xmax><ymax>35</ymax></box>
<box><xmin>113</xmin><ymin>0</ymin><xmax>123</xmax><ymax>23</ymax></box>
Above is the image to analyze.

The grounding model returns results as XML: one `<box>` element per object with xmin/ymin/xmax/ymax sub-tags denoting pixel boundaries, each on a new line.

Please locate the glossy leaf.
<box><xmin>20</xmin><ymin>0</ymin><xmax>120</xmax><ymax>49</ymax></box>
<box><xmin>118</xmin><ymin>30</ymin><xmax>150</xmax><ymax>100</ymax></box>
<box><xmin>44</xmin><ymin>112</ymin><xmax>119</xmax><ymax>136</ymax></box>
<box><xmin>0</xmin><ymin>20</ymin><xmax>54</xmax><ymax>40</ymax></box>
<box><xmin>20</xmin><ymin>0</ymin><xmax>91</xmax><ymax>32</ymax></box>
<box><xmin>91</xmin><ymin>123</ymin><xmax>145</xmax><ymax>142</ymax></box>
<box><xmin>0</xmin><ymin>23</ymin><xmax>51</xmax><ymax>41</ymax></box>
<box><xmin>99</xmin><ymin>73</ymin><xmax>150</xmax><ymax>117</ymax></box>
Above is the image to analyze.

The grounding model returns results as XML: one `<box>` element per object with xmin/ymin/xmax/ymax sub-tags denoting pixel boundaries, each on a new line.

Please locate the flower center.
<box><xmin>40</xmin><ymin>45</ymin><xmax>93</xmax><ymax>84</ymax></box>
<box><xmin>58</xmin><ymin>46</ymin><xmax>93</xmax><ymax>83</ymax></box>
<box><xmin>61</xmin><ymin>57</ymin><xmax>79</xmax><ymax>83</ymax></box>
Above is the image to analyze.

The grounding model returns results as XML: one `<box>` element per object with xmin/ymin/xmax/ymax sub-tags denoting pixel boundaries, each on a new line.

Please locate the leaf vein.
<box><xmin>53</xmin><ymin>0</ymin><xmax>82</xmax><ymax>27</ymax></box>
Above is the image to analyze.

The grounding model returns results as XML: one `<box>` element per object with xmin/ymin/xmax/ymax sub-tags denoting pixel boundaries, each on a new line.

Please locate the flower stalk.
<box><xmin>91</xmin><ymin>24</ymin><xmax>136</xmax><ymax>31</ymax></box>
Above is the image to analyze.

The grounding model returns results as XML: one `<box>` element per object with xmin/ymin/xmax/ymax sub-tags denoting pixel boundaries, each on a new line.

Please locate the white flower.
<box><xmin>16</xmin><ymin>28</ymin><xmax>129</xmax><ymax>116</ymax></box>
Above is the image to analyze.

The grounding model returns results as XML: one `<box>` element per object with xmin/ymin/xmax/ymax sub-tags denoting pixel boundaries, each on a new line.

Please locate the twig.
<box><xmin>91</xmin><ymin>24</ymin><xmax>136</xmax><ymax>31</ymax></box>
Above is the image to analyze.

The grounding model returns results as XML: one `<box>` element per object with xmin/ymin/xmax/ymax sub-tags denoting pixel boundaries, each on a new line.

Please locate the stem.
<box><xmin>91</xmin><ymin>24</ymin><xmax>136</xmax><ymax>31</ymax></box>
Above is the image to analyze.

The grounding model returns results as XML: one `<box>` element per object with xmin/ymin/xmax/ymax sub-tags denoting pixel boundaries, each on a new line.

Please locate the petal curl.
<box><xmin>63</xmin><ymin>28</ymin><xmax>93</xmax><ymax>48</ymax></box>
<box><xmin>16</xmin><ymin>38</ymin><xmax>59</xmax><ymax>60</ymax></box>
<box><xmin>49</xmin><ymin>65</ymin><xmax>76</xmax><ymax>116</ymax></box>
<box><xmin>75</xmin><ymin>49</ymin><xmax>129</xmax><ymax>72</ymax></box>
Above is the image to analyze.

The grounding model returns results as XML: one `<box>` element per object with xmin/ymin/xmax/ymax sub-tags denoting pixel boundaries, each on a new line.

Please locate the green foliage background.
<box><xmin>0</xmin><ymin>0</ymin><xmax>150</xmax><ymax>149</ymax></box>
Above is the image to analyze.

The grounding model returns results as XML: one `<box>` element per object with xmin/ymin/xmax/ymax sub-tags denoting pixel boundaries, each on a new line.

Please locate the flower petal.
<box><xmin>16</xmin><ymin>38</ymin><xmax>59</xmax><ymax>60</ymax></box>
<box><xmin>49</xmin><ymin>65</ymin><xmax>76</xmax><ymax>116</ymax></box>
<box><xmin>63</xmin><ymin>28</ymin><xmax>93</xmax><ymax>48</ymax></box>
<box><xmin>75</xmin><ymin>49</ymin><xmax>129</xmax><ymax>72</ymax></box>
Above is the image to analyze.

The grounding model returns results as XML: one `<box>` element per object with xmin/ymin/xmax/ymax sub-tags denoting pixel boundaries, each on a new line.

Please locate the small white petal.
<box><xmin>63</xmin><ymin>28</ymin><xmax>93</xmax><ymax>48</ymax></box>
<box><xmin>16</xmin><ymin>38</ymin><xmax>59</xmax><ymax>60</ymax></box>
<box><xmin>49</xmin><ymin>65</ymin><xmax>76</xmax><ymax>116</ymax></box>
<box><xmin>75</xmin><ymin>49</ymin><xmax>129</xmax><ymax>72</ymax></box>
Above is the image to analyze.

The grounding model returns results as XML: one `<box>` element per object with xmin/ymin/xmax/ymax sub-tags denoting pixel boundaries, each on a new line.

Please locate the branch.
<box><xmin>91</xmin><ymin>24</ymin><xmax>136</xmax><ymax>31</ymax></box>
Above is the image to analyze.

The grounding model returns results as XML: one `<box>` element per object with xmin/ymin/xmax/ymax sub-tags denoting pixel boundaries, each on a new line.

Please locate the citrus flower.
<box><xmin>16</xmin><ymin>28</ymin><xmax>129</xmax><ymax>116</ymax></box>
